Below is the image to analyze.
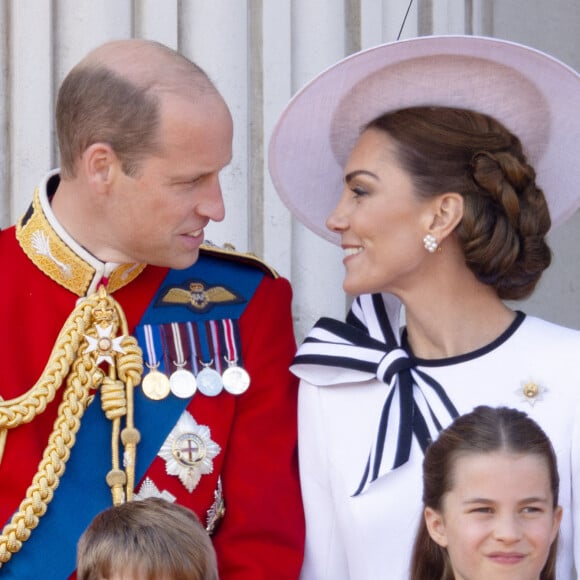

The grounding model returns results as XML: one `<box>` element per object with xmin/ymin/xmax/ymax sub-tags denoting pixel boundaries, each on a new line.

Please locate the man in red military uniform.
<box><xmin>0</xmin><ymin>39</ymin><xmax>304</xmax><ymax>579</ymax></box>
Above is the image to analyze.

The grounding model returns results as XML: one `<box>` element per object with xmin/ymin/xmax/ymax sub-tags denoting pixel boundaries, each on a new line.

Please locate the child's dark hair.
<box><xmin>409</xmin><ymin>405</ymin><xmax>559</xmax><ymax>580</ymax></box>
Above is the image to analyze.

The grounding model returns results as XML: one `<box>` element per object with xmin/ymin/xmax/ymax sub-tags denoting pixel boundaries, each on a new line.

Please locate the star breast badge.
<box><xmin>133</xmin><ymin>477</ymin><xmax>176</xmax><ymax>503</ymax></box>
<box><xmin>158</xmin><ymin>411</ymin><xmax>221</xmax><ymax>493</ymax></box>
<box><xmin>516</xmin><ymin>379</ymin><xmax>548</xmax><ymax>407</ymax></box>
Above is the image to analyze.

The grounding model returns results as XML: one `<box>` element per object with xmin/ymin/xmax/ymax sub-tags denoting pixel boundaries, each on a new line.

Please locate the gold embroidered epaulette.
<box><xmin>199</xmin><ymin>243</ymin><xmax>279</xmax><ymax>279</ymax></box>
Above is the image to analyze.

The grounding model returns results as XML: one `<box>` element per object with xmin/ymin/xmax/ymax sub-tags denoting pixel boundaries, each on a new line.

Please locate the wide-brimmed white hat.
<box><xmin>268</xmin><ymin>35</ymin><xmax>580</xmax><ymax>245</ymax></box>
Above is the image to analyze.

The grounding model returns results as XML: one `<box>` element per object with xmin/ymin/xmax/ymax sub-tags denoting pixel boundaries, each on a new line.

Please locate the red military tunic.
<box><xmin>0</xmin><ymin>172</ymin><xmax>304</xmax><ymax>578</ymax></box>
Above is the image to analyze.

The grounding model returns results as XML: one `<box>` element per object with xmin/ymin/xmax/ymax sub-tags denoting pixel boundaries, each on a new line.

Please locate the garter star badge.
<box><xmin>516</xmin><ymin>379</ymin><xmax>547</xmax><ymax>407</ymax></box>
<box><xmin>158</xmin><ymin>411</ymin><xmax>221</xmax><ymax>492</ymax></box>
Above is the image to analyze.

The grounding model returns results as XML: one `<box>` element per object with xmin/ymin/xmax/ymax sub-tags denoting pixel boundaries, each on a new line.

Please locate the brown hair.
<box><xmin>76</xmin><ymin>497</ymin><xmax>218</xmax><ymax>580</ymax></box>
<box><xmin>409</xmin><ymin>406</ymin><xmax>560</xmax><ymax>580</ymax></box>
<box><xmin>56</xmin><ymin>40</ymin><xmax>217</xmax><ymax>179</ymax></box>
<box><xmin>366</xmin><ymin>106</ymin><xmax>551</xmax><ymax>300</ymax></box>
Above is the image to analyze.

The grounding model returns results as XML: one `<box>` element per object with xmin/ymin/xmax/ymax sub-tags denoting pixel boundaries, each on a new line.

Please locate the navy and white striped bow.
<box><xmin>291</xmin><ymin>293</ymin><xmax>458</xmax><ymax>495</ymax></box>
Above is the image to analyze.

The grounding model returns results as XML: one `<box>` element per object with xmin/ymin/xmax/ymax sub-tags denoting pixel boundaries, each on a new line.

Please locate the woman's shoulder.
<box><xmin>519</xmin><ymin>313</ymin><xmax>580</xmax><ymax>350</ymax></box>
<box><xmin>522</xmin><ymin>313</ymin><xmax>580</xmax><ymax>338</ymax></box>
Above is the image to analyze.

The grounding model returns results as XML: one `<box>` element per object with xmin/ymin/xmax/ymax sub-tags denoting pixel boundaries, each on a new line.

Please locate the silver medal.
<box><xmin>170</xmin><ymin>368</ymin><xmax>198</xmax><ymax>399</ymax></box>
<box><xmin>196</xmin><ymin>366</ymin><xmax>223</xmax><ymax>397</ymax></box>
<box><xmin>222</xmin><ymin>365</ymin><xmax>251</xmax><ymax>395</ymax></box>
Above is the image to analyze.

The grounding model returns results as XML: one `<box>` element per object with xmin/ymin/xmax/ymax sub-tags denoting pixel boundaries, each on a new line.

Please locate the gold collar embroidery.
<box><xmin>16</xmin><ymin>174</ymin><xmax>146</xmax><ymax>296</ymax></box>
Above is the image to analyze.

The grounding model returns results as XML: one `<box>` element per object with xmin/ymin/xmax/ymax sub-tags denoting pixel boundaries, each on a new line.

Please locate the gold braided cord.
<box><xmin>0</xmin><ymin>299</ymin><xmax>94</xmax><ymax>430</ymax></box>
<box><xmin>0</xmin><ymin>287</ymin><xmax>143</xmax><ymax>568</ymax></box>
<box><xmin>0</xmin><ymin>339</ymin><xmax>98</xmax><ymax>565</ymax></box>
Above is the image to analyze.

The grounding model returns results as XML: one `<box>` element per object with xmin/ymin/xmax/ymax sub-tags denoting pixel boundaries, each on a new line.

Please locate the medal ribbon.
<box><xmin>170</xmin><ymin>322</ymin><xmax>185</xmax><ymax>367</ymax></box>
<box><xmin>143</xmin><ymin>320</ymin><xmax>244</xmax><ymax>375</ymax></box>
<box><xmin>221</xmin><ymin>319</ymin><xmax>243</xmax><ymax>365</ymax></box>
<box><xmin>186</xmin><ymin>323</ymin><xmax>201</xmax><ymax>375</ymax></box>
<box><xmin>167</xmin><ymin>322</ymin><xmax>190</xmax><ymax>371</ymax></box>
<box><xmin>194</xmin><ymin>322</ymin><xmax>217</xmax><ymax>371</ymax></box>
<box><xmin>206</xmin><ymin>320</ymin><xmax>224</xmax><ymax>373</ymax></box>
<box><xmin>291</xmin><ymin>292</ymin><xmax>459</xmax><ymax>495</ymax></box>
<box><xmin>143</xmin><ymin>324</ymin><xmax>162</xmax><ymax>369</ymax></box>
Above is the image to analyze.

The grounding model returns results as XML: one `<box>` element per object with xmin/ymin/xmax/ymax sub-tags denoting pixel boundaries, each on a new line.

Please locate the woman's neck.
<box><xmin>403</xmin><ymin>280</ymin><xmax>516</xmax><ymax>360</ymax></box>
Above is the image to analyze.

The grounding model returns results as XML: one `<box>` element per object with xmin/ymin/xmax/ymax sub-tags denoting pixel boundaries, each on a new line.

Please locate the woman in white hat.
<box><xmin>269</xmin><ymin>36</ymin><xmax>580</xmax><ymax>579</ymax></box>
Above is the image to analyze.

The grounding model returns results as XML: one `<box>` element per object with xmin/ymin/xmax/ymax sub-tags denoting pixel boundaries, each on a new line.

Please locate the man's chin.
<box><xmin>167</xmin><ymin>250</ymin><xmax>201</xmax><ymax>270</ymax></box>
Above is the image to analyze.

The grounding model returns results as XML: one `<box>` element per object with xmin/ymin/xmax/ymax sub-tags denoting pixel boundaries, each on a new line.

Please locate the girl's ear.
<box><xmin>551</xmin><ymin>505</ymin><xmax>563</xmax><ymax>543</ymax></box>
<box><xmin>424</xmin><ymin>506</ymin><xmax>449</xmax><ymax>548</ymax></box>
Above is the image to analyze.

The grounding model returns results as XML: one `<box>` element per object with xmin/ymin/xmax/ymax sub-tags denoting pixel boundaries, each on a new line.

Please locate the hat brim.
<box><xmin>268</xmin><ymin>35</ymin><xmax>580</xmax><ymax>245</ymax></box>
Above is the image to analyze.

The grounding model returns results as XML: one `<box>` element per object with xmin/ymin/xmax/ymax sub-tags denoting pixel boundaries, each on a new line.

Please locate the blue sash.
<box><xmin>1</xmin><ymin>253</ymin><xmax>263</xmax><ymax>579</ymax></box>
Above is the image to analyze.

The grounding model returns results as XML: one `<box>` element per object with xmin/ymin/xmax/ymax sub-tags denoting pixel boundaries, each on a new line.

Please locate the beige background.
<box><xmin>0</xmin><ymin>0</ymin><xmax>578</xmax><ymax>339</ymax></box>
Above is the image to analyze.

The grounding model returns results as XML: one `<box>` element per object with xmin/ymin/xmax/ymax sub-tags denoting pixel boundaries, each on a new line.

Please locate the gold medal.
<box><xmin>222</xmin><ymin>364</ymin><xmax>251</xmax><ymax>395</ymax></box>
<box><xmin>142</xmin><ymin>366</ymin><xmax>171</xmax><ymax>400</ymax></box>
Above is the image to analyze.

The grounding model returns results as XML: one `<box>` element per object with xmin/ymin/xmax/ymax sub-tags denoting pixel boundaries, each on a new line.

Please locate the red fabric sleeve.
<box><xmin>212</xmin><ymin>274</ymin><xmax>305</xmax><ymax>579</ymax></box>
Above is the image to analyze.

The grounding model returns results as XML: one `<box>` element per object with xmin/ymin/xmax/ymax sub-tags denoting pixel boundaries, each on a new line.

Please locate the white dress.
<box><xmin>297</xmin><ymin>304</ymin><xmax>580</xmax><ymax>580</ymax></box>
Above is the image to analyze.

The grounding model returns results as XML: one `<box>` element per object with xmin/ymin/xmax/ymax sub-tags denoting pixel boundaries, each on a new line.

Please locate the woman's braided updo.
<box><xmin>366</xmin><ymin>106</ymin><xmax>551</xmax><ymax>300</ymax></box>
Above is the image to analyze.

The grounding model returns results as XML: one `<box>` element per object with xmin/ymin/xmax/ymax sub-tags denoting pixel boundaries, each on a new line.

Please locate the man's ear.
<box><xmin>81</xmin><ymin>142</ymin><xmax>119</xmax><ymax>193</ymax></box>
<box><xmin>424</xmin><ymin>507</ymin><xmax>449</xmax><ymax>548</ymax></box>
<box><xmin>425</xmin><ymin>192</ymin><xmax>464</xmax><ymax>242</ymax></box>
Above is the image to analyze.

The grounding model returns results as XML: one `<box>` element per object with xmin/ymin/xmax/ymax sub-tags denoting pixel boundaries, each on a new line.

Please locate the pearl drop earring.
<box><xmin>423</xmin><ymin>233</ymin><xmax>438</xmax><ymax>253</ymax></box>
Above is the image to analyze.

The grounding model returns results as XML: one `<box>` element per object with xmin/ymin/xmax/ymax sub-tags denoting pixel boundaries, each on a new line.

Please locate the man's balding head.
<box><xmin>56</xmin><ymin>39</ymin><xmax>224</xmax><ymax>178</ymax></box>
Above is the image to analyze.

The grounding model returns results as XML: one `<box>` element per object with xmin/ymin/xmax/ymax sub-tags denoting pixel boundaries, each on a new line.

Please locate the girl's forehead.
<box><xmin>448</xmin><ymin>450</ymin><xmax>553</xmax><ymax>494</ymax></box>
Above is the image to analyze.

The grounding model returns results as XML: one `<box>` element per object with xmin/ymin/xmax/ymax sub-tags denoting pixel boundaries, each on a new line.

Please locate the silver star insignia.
<box><xmin>85</xmin><ymin>324</ymin><xmax>125</xmax><ymax>365</ymax></box>
<box><xmin>134</xmin><ymin>477</ymin><xmax>176</xmax><ymax>502</ymax></box>
<box><xmin>158</xmin><ymin>411</ymin><xmax>221</xmax><ymax>493</ymax></box>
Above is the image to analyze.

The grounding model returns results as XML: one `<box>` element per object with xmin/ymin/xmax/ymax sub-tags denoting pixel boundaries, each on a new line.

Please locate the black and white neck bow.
<box><xmin>291</xmin><ymin>293</ymin><xmax>459</xmax><ymax>495</ymax></box>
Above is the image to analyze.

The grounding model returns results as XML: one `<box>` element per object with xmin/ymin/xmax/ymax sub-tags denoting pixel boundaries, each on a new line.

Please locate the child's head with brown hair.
<box><xmin>77</xmin><ymin>497</ymin><xmax>218</xmax><ymax>580</ymax></box>
<box><xmin>410</xmin><ymin>405</ymin><xmax>562</xmax><ymax>580</ymax></box>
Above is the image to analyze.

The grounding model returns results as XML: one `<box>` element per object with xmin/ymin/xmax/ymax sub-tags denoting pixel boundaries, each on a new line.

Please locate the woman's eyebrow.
<box><xmin>344</xmin><ymin>169</ymin><xmax>379</xmax><ymax>184</ymax></box>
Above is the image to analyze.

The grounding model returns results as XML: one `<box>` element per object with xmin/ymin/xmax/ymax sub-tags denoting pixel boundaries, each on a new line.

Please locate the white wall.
<box><xmin>0</xmin><ymin>0</ymin><xmax>579</xmax><ymax>340</ymax></box>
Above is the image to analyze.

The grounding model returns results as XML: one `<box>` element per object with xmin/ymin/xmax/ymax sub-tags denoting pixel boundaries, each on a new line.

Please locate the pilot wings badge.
<box><xmin>159</xmin><ymin>280</ymin><xmax>244</xmax><ymax>313</ymax></box>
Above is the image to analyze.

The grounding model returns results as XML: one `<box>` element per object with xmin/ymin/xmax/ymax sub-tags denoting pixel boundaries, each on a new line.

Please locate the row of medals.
<box><xmin>142</xmin><ymin>360</ymin><xmax>251</xmax><ymax>401</ymax></box>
